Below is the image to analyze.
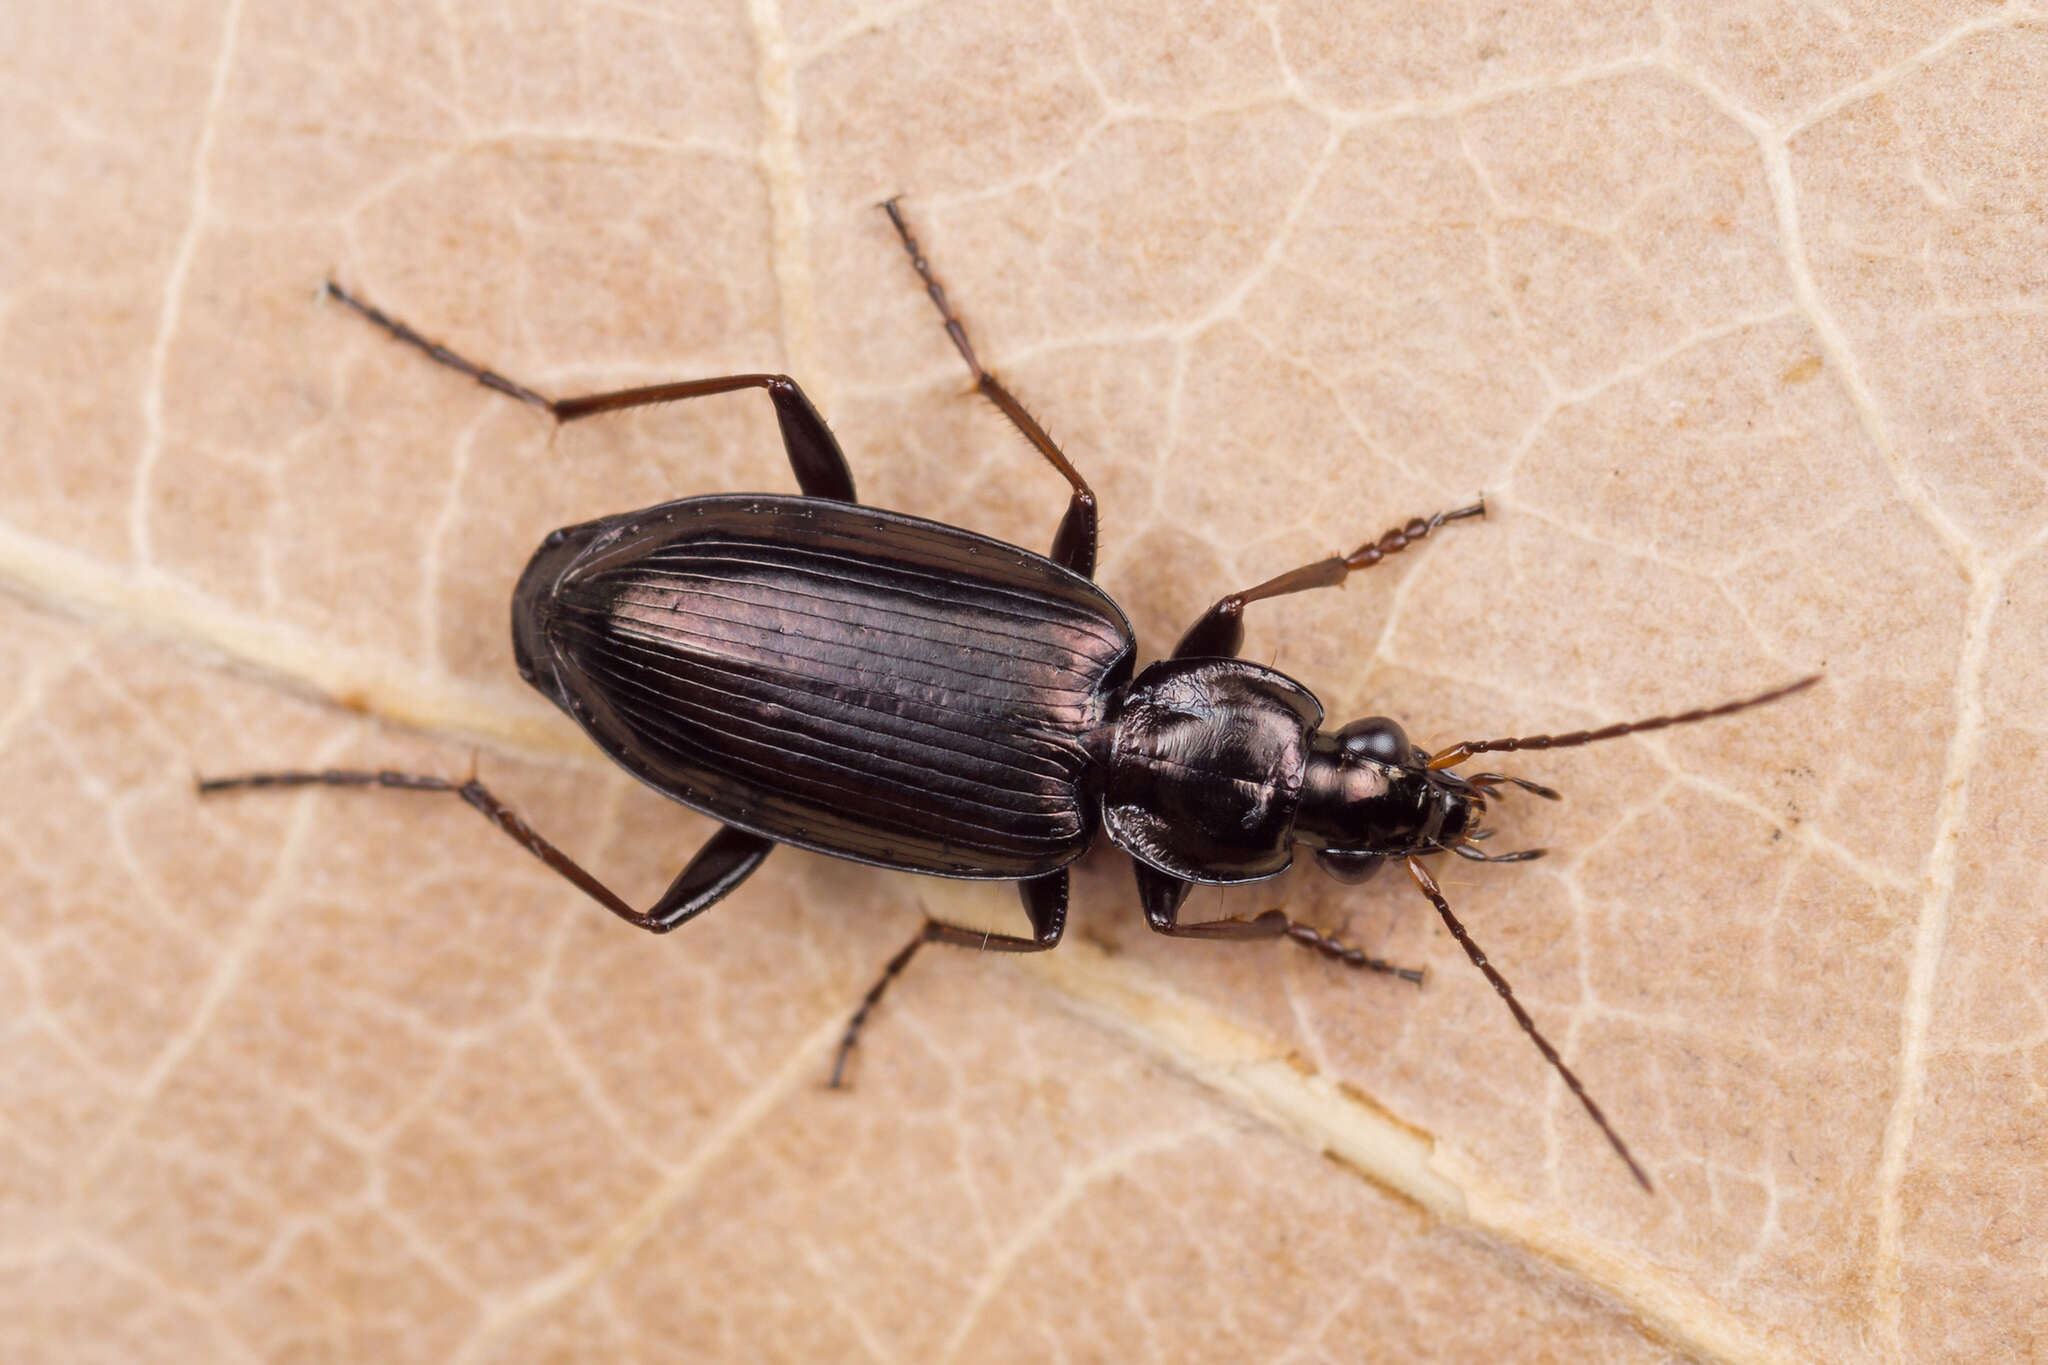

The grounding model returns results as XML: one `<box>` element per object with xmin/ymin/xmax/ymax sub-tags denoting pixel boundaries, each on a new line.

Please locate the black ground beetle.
<box><xmin>203</xmin><ymin>201</ymin><xmax>1818</xmax><ymax>1191</ymax></box>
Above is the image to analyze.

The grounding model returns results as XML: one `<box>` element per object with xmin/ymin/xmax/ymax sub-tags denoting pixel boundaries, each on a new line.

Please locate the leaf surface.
<box><xmin>3</xmin><ymin>4</ymin><xmax>2045</xmax><ymax>1361</ymax></box>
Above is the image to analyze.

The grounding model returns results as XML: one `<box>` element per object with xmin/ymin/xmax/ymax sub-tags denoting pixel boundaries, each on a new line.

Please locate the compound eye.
<box><xmin>1314</xmin><ymin>849</ymin><xmax>1384</xmax><ymax>884</ymax></box>
<box><xmin>1335</xmin><ymin>716</ymin><xmax>1410</xmax><ymax>766</ymax></box>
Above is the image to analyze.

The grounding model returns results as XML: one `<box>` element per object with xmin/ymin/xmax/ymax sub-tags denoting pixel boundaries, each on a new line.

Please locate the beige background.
<box><xmin>4</xmin><ymin>2</ymin><xmax>2046</xmax><ymax>1362</ymax></box>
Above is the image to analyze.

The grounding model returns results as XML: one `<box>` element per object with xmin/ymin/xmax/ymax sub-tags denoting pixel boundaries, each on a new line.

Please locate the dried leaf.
<box><xmin>4</xmin><ymin>4</ymin><xmax>2044</xmax><ymax>1362</ymax></box>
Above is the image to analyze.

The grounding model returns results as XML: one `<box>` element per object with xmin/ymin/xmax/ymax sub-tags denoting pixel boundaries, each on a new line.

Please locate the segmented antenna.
<box><xmin>1404</xmin><ymin>856</ymin><xmax>1652</xmax><ymax>1191</ymax></box>
<box><xmin>1427</xmin><ymin>674</ymin><xmax>1822</xmax><ymax>771</ymax></box>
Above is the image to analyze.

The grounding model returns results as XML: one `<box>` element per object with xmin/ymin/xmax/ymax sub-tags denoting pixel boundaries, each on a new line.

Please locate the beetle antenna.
<box><xmin>1404</xmin><ymin>856</ymin><xmax>1652</xmax><ymax>1191</ymax></box>
<box><xmin>1427</xmin><ymin>674</ymin><xmax>1821</xmax><ymax>771</ymax></box>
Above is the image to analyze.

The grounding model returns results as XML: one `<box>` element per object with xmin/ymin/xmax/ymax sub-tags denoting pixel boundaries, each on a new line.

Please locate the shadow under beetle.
<box><xmin>202</xmin><ymin>200</ymin><xmax>1819</xmax><ymax>1192</ymax></box>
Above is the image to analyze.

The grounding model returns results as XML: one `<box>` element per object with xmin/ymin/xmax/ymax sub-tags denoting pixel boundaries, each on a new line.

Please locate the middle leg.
<box><xmin>830</xmin><ymin>869</ymin><xmax>1070</xmax><ymax>1086</ymax></box>
<box><xmin>881</xmin><ymin>200</ymin><xmax>1099</xmax><ymax>579</ymax></box>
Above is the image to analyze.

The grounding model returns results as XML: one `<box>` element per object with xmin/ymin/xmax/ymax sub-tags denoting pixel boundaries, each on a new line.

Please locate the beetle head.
<box><xmin>1296</xmin><ymin>716</ymin><xmax>1479</xmax><ymax>880</ymax></box>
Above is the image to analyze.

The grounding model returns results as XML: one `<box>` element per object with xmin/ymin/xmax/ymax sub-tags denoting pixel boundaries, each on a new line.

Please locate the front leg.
<box><xmin>1173</xmin><ymin>502</ymin><xmax>1484</xmax><ymax>660</ymax></box>
<box><xmin>1133</xmin><ymin>862</ymin><xmax>1421</xmax><ymax>982</ymax></box>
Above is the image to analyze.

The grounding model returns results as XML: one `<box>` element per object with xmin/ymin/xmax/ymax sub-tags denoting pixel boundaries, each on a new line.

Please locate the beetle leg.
<box><xmin>1170</xmin><ymin>502</ymin><xmax>1485</xmax><ymax>660</ymax></box>
<box><xmin>1133</xmin><ymin>861</ymin><xmax>1193</xmax><ymax>923</ymax></box>
<box><xmin>644</xmin><ymin>825</ymin><xmax>778</xmax><ymax>930</ymax></box>
<box><xmin>1133</xmin><ymin>862</ymin><xmax>1422</xmax><ymax>983</ymax></box>
<box><xmin>195</xmin><ymin>768</ymin><xmax>774</xmax><ymax>933</ymax></box>
<box><xmin>322</xmin><ymin>281</ymin><xmax>858</xmax><ymax>502</ymax></box>
<box><xmin>879</xmin><ymin>199</ymin><xmax>1099</xmax><ymax>579</ymax></box>
<box><xmin>829</xmin><ymin>869</ymin><xmax>1068</xmax><ymax>1088</ymax></box>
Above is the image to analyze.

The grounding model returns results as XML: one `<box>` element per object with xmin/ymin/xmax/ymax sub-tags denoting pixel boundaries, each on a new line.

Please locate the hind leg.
<box><xmin>324</xmin><ymin>281</ymin><xmax>858</xmax><ymax>501</ymax></box>
<box><xmin>197</xmin><ymin>768</ymin><xmax>773</xmax><ymax>932</ymax></box>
